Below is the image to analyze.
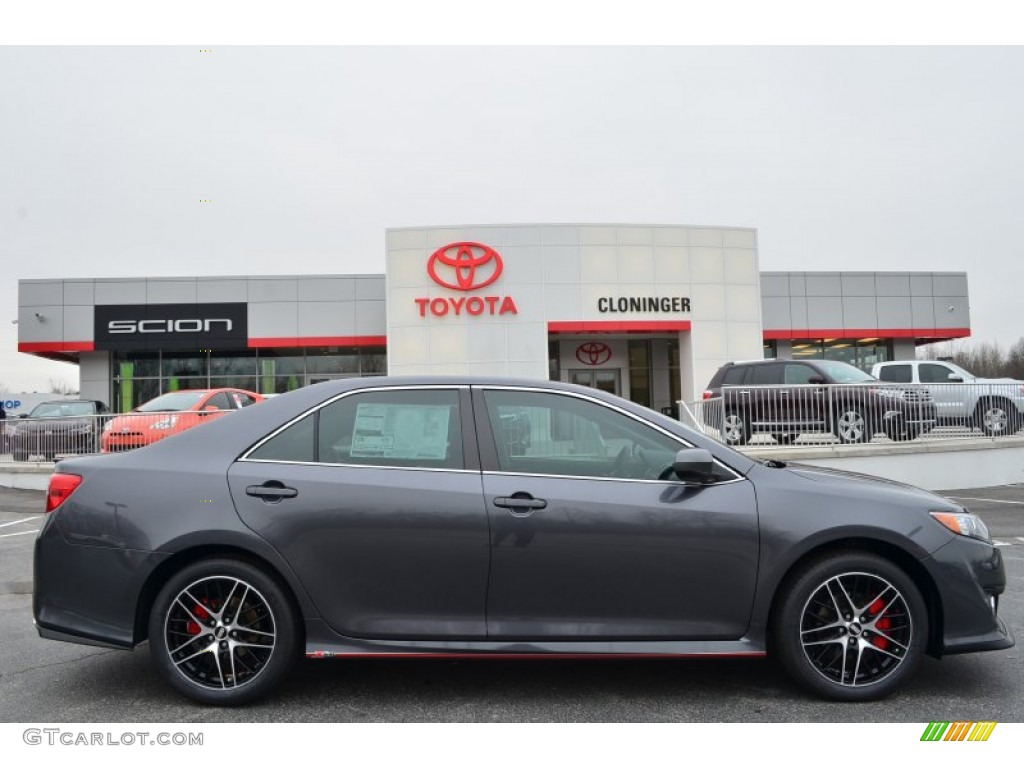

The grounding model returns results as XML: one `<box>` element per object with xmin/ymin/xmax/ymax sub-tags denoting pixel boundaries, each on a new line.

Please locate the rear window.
<box><xmin>878</xmin><ymin>364</ymin><xmax>912</xmax><ymax>383</ymax></box>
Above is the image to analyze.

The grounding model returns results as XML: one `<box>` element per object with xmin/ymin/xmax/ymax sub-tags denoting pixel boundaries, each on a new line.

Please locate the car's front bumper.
<box><xmin>923</xmin><ymin>534</ymin><xmax>1014</xmax><ymax>655</ymax></box>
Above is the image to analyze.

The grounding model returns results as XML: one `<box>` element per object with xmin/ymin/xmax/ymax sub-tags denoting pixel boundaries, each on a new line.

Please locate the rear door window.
<box><xmin>877</xmin><ymin>364</ymin><xmax>912</xmax><ymax>383</ymax></box>
<box><xmin>920</xmin><ymin>364</ymin><xmax>953</xmax><ymax>383</ymax></box>
<box><xmin>749</xmin><ymin>364</ymin><xmax>782</xmax><ymax>385</ymax></box>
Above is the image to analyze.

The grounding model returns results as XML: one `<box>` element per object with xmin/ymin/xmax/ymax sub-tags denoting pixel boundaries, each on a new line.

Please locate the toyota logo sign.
<box><xmin>575</xmin><ymin>342</ymin><xmax>613</xmax><ymax>366</ymax></box>
<box><xmin>427</xmin><ymin>242</ymin><xmax>504</xmax><ymax>291</ymax></box>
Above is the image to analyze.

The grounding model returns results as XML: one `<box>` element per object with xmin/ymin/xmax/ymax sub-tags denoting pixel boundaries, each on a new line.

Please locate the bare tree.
<box><xmin>918</xmin><ymin>337</ymin><xmax>1024</xmax><ymax>379</ymax></box>
<box><xmin>48</xmin><ymin>378</ymin><xmax>79</xmax><ymax>396</ymax></box>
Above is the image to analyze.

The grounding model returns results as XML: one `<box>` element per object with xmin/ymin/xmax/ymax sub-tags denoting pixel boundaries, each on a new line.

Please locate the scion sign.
<box><xmin>94</xmin><ymin>303</ymin><xmax>248</xmax><ymax>351</ymax></box>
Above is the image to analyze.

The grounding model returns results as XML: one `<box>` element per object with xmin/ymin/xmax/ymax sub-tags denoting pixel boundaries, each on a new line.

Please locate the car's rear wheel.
<box><xmin>722</xmin><ymin>411</ymin><xmax>750</xmax><ymax>446</ymax></box>
<box><xmin>833</xmin><ymin>407</ymin><xmax>869</xmax><ymax>444</ymax></box>
<box><xmin>976</xmin><ymin>399</ymin><xmax>1019</xmax><ymax>437</ymax></box>
<box><xmin>148</xmin><ymin>558</ymin><xmax>298</xmax><ymax>706</ymax></box>
<box><xmin>772</xmin><ymin>552</ymin><xmax>927</xmax><ymax>701</ymax></box>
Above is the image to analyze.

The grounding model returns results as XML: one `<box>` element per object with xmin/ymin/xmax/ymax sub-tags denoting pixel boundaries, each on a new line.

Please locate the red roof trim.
<box><xmin>548</xmin><ymin>321</ymin><xmax>692</xmax><ymax>334</ymax></box>
<box><xmin>18</xmin><ymin>341</ymin><xmax>95</xmax><ymax>353</ymax></box>
<box><xmin>248</xmin><ymin>335</ymin><xmax>388</xmax><ymax>349</ymax></box>
<box><xmin>762</xmin><ymin>327</ymin><xmax>971</xmax><ymax>341</ymax></box>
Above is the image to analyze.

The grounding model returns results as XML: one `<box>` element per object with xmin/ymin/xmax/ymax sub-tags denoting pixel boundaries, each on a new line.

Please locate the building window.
<box><xmin>112</xmin><ymin>346</ymin><xmax>388</xmax><ymax>410</ymax></box>
<box><xmin>628</xmin><ymin>339</ymin><xmax>652</xmax><ymax>408</ymax></box>
<box><xmin>788</xmin><ymin>338</ymin><xmax>892</xmax><ymax>371</ymax></box>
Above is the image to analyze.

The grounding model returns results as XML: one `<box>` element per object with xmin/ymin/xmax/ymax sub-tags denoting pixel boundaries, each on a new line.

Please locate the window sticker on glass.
<box><xmin>350</xmin><ymin>403</ymin><xmax>451</xmax><ymax>459</ymax></box>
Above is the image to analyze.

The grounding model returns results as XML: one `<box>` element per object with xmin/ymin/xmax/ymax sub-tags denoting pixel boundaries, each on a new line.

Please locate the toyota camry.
<box><xmin>33</xmin><ymin>377</ymin><xmax>1012</xmax><ymax>705</ymax></box>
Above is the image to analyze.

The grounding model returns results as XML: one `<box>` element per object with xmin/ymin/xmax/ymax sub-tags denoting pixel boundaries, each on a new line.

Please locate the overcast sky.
<box><xmin>2</xmin><ymin>46</ymin><xmax>1022</xmax><ymax>394</ymax></box>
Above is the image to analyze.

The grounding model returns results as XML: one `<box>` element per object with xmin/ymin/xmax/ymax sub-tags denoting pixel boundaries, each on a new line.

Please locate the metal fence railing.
<box><xmin>681</xmin><ymin>381</ymin><xmax>1024</xmax><ymax>448</ymax></box>
<box><xmin>1</xmin><ymin>410</ymin><xmax>244</xmax><ymax>462</ymax></box>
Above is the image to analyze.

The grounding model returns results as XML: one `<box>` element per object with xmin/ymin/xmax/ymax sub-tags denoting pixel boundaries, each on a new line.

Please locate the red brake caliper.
<box><xmin>186</xmin><ymin>601</ymin><xmax>211</xmax><ymax>636</ymax></box>
<box><xmin>868</xmin><ymin>597</ymin><xmax>890</xmax><ymax>650</ymax></box>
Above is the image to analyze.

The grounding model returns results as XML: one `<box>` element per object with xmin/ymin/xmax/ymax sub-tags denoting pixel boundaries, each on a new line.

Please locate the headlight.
<box><xmin>150</xmin><ymin>416</ymin><xmax>178</xmax><ymax>430</ymax></box>
<box><xmin>930</xmin><ymin>510</ymin><xmax>991</xmax><ymax>542</ymax></box>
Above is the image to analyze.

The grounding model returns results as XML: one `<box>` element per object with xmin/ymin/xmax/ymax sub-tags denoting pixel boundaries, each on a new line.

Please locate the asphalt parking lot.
<box><xmin>1</xmin><ymin>484</ymin><xmax>1021</xmax><ymax>723</ymax></box>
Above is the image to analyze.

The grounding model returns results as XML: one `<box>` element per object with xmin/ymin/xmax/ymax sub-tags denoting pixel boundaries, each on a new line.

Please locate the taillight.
<box><xmin>46</xmin><ymin>473</ymin><xmax>82</xmax><ymax>513</ymax></box>
<box><xmin>702</xmin><ymin>391</ymin><xmax>713</xmax><ymax>400</ymax></box>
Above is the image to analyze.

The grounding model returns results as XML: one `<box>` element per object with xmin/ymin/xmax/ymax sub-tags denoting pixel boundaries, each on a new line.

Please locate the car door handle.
<box><xmin>494</xmin><ymin>495</ymin><xmax>547</xmax><ymax>511</ymax></box>
<box><xmin>246</xmin><ymin>483</ymin><xmax>298</xmax><ymax>501</ymax></box>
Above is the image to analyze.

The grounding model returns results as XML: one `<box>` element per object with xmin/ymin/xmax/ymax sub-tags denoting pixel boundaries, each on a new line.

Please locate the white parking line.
<box><xmin>0</xmin><ymin>516</ymin><xmax>41</xmax><ymax>529</ymax></box>
<box><xmin>946</xmin><ymin>496</ymin><xmax>1024</xmax><ymax>505</ymax></box>
<box><xmin>993</xmin><ymin>540</ymin><xmax>1013</xmax><ymax>547</ymax></box>
<box><xmin>0</xmin><ymin>530</ymin><xmax>38</xmax><ymax>539</ymax></box>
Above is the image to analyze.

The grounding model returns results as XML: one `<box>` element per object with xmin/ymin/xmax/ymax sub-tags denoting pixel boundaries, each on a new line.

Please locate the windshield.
<box><xmin>136</xmin><ymin>392</ymin><xmax>208</xmax><ymax>412</ymax></box>
<box><xmin>28</xmin><ymin>402</ymin><xmax>95</xmax><ymax>418</ymax></box>
<box><xmin>814</xmin><ymin>360</ymin><xmax>876</xmax><ymax>383</ymax></box>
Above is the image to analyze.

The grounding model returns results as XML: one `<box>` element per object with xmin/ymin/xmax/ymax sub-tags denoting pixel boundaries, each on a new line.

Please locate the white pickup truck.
<box><xmin>871</xmin><ymin>359</ymin><xmax>1024</xmax><ymax>436</ymax></box>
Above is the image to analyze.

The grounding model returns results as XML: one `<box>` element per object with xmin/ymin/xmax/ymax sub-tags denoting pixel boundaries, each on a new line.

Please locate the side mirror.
<box><xmin>947</xmin><ymin>374</ymin><xmax>963</xmax><ymax>382</ymax></box>
<box><xmin>672</xmin><ymin>448</ymin><xmax>716</xmax><ymax>484</ymax></box>
<box><xmin>807</xmin><ymin>375</ymin><xmax>827</xmax><ymax>385</ymax></box>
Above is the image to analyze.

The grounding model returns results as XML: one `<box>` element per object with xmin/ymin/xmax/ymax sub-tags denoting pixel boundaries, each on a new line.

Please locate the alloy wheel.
<box><xmin>799</xmin><ymin>571</ymin><xmax>912</xmax><ymax>688</ymax></box>
<box><xmin>835</xmin><ymin>410</ymin><xmax>866</xmax><ymax>443</ymax></box>
<box><xmin>164</xmin><ymin>575</ymin><xmax>277</xmax><ymax>691</ymax></box>
<box><xmin>982</xmin><ymin>405</ymin><xmax>1008</xmax><ymax>435</ymax></box>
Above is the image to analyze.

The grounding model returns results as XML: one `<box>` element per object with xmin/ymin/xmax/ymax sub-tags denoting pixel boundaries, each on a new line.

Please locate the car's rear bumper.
<box><xmin>33</xmin><ymin>512</ymin><xmax>168</xmax><ymax>649</ymax></box>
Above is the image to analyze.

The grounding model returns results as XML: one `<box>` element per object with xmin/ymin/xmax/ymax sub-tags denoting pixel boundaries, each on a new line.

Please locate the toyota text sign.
<box><xmin>416</xmin><ymin>243</ymin><xmax>518</xmax><ymax>318</ymax></box>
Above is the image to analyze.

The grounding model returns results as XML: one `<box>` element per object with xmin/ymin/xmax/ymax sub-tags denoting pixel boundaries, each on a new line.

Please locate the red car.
<box><xmin>101</xmin><ymin>389</ymin><xmax>263</xmax><ymax>453</ymax></box>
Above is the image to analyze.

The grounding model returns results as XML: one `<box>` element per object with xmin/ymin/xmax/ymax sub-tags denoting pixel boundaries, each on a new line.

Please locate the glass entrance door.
<box><xmin>569</xmin><ymin>369</ymin><xmax>621</xmax><ymax>396</ymax></box>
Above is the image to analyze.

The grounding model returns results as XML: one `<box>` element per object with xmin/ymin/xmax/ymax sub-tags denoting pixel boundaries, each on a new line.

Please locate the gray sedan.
<box><xmin>33</xmin><ymin>377</ymin><xmax>1012</xmax><ymax>705</ymax></box>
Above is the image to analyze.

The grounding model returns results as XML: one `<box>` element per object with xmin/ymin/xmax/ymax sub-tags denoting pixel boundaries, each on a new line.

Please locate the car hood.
<box><xmin>780</xmin><ymin>462</ymin><xmax>959</xmax><ymax>509</ymax></box>
<box><xmin>106</xmin><ymin>412</ymin><xmax>190</xmax><ymax>428</ymax></box>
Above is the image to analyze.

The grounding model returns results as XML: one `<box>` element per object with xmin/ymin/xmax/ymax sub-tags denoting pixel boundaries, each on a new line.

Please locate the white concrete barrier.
<box><xmin>0</xmin><ymin>463</ymin><xmax>53</xmax><ymax>491</ymax></box>
<box><xmin>744</xmin><ymin>436</ymin><xmax>1024</xmax><ymax>491</ymax></box>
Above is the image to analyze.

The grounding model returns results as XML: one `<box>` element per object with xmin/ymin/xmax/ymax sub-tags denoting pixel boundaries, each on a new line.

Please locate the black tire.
<box><xmin>148</xmin><ymin>558</ymin><xmax>299</xmax><ymax>706</ymax></box>
<box><xmin>976</xmin><ymin>398</ymin><xmax>1016</xmax><ymax>437</ymax></box>
<box><xmin>833</xmin><ymin>406</ymin><xmax>869</xmax><ymax>444</ymax></box>
<box><xmin>12</xmin><ymin>449</ymin><xmax>28</xmax><ymax>462</ymax></box>
<box><xmin>771</xmin><ymin>551</ymin><xmax>927</xmax><ymax>701</ymax></box>
<box><xmin>884</xmin><ymin>419</ymin><xmax>921</xmax><ymax>442</ymax></box>
<box><xmin>721</xmin><ymin>411</ymin><xmax>749</xmax><ymax>446</ymax></box>
<box><xmin>771</xmin><ymin>433</ymin><xmax>797</xmax><ymax>445</ymax></box>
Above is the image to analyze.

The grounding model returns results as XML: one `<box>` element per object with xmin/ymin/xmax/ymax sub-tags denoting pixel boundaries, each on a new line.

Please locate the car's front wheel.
<box><xmin>771</xmin><ymin>551</ymin><xmax>927</xmax><ymax>701</ymax></box>
<box><xmin>148</xmin><ymin>558</ymin><xmax>298</xmax><ymax>706</ymax></box>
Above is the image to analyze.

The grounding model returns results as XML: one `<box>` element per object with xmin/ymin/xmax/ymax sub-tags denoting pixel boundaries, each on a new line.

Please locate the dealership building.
<box><xmin>17</xmin><ymin>224</ymin><xmax>971</xmax><ymax>414</ymax></box>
